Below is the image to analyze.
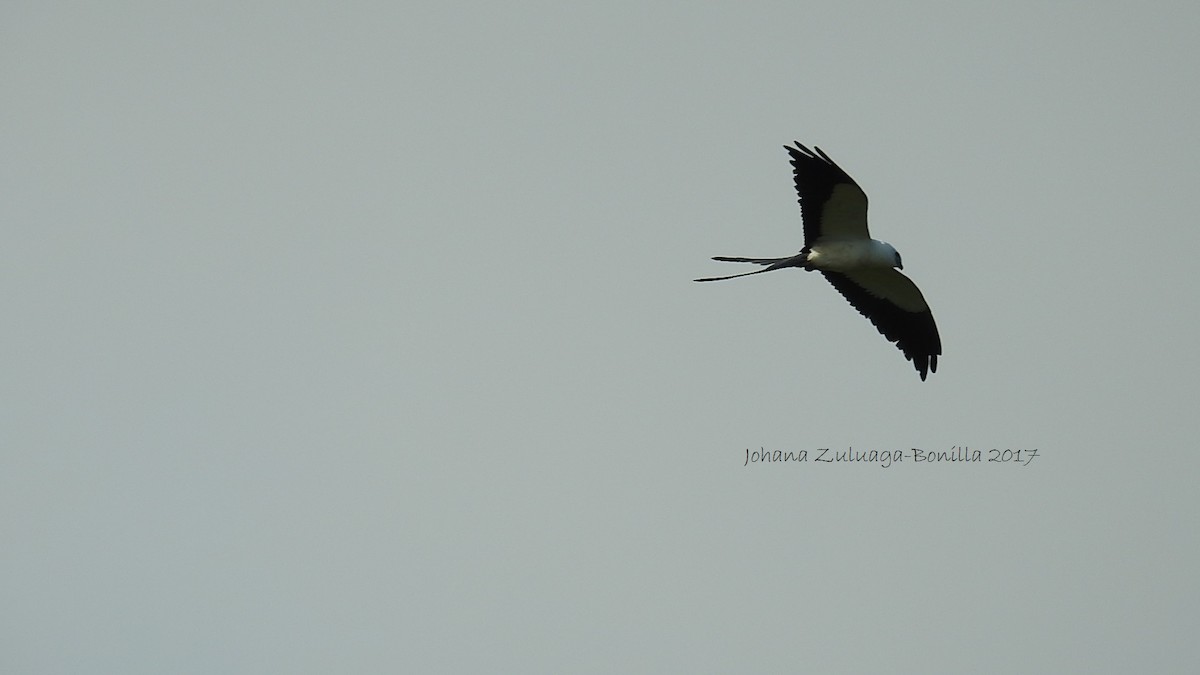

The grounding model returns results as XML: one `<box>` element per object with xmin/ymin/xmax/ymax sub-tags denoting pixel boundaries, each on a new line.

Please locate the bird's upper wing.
<box><xmin>785</xmin><ymin>143</ymin><xmax>870</xmax><ymax>245</ymax></box>
<box><xmin>821</xmin><ymin>269</ymin><xmax>941</xmax><ymax>380</ymax></box>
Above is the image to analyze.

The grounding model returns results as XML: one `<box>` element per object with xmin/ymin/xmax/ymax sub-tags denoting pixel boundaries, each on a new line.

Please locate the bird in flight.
<box><xmin>696</xmin><ymin>142</ymin><xmax>942</xmax><ymax>380</ymax></box>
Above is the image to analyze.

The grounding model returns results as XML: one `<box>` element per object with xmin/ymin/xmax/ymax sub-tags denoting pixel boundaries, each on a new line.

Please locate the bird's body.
<box><xmin>696</xmin><ymin>142</ymin><xmax>942</xmax><ymax>380</ymax></box>
<box><xmin>805</xmin><ymin>239</ymin><xmax>899</xmax><ymax>270</ymax></box>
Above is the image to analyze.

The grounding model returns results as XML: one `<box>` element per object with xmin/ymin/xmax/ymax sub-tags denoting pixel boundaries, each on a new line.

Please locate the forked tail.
<box><xmin>694</xmin><ymin>254</ymin><xmax>806</xmax><ymax>282</ymax></box>
<box><xmin>711</xmin><ymin>256</ymin><xmax>788</xmax><ymax>264</ymax></box>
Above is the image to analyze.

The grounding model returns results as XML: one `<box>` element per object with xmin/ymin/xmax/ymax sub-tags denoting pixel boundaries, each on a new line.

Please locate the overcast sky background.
<box><xmin>4</xmin><ymin>2</ymin><xmax>1199</xmax><ymax>672</ymax></box>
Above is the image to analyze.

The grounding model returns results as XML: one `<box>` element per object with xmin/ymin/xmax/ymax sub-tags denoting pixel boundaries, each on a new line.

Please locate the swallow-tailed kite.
<box><xmin>696</xmin><ymin>142</ymin><xmax>941</xmax><ymax>380</ymax></box>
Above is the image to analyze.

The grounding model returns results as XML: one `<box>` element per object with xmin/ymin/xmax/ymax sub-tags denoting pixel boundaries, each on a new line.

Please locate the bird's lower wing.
<box><xmin>821</xmin><ymin>269</ymin><xmax>941</xmax><ymax>380</ymax></box>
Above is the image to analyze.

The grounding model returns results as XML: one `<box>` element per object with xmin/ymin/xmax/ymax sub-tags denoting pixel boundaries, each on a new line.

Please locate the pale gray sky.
<box><xmin>3</xmin><ymin>2</ymin><xmax>1199</xmax><ymax>672</ymax></box>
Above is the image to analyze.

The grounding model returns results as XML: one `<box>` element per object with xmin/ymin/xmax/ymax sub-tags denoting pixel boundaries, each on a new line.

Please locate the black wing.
<box><xmin>821</xmin><ymin>269</ymin><xmax>941</xmax><ymax>380</ymax></box>
<box><xmin>785</xmin><ymin>143</ymin><xmax>870</xmax><ymax>246</ymax></box>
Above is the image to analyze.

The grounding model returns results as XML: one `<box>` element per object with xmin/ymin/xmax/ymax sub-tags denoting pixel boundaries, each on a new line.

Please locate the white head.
<box><xmin>873</xmin><ymin>240</ymin><xmax>903</xmax><ymax>269</ymax></box>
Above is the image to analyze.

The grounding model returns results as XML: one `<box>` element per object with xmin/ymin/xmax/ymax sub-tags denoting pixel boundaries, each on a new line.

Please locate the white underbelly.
<box><xmin>807</xmin><ymin>240</ymin><xmax>894</xmax><ymax>271</ymax></box>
